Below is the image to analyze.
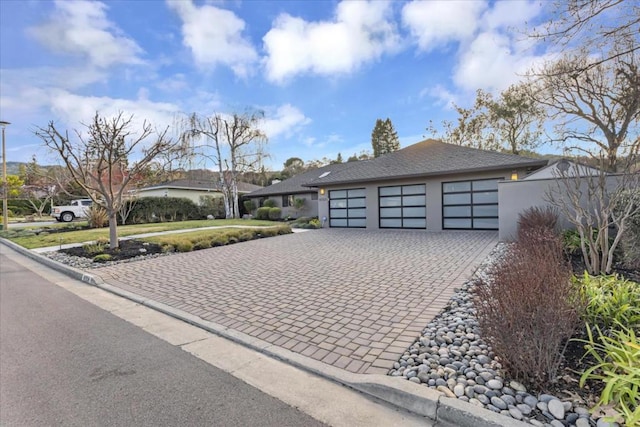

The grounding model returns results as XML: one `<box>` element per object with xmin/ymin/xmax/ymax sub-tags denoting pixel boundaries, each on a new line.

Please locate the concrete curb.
<box><xmin>0</xmin><ymin>237</ymin><xmax>527</xmax><ymax>427</ymax></box>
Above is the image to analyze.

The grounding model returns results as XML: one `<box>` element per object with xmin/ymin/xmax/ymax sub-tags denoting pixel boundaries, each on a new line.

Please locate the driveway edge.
<box><xmin>0</xmin><ymin>237</ymin><xmax>527</xmax><ymax>427</ymax></box>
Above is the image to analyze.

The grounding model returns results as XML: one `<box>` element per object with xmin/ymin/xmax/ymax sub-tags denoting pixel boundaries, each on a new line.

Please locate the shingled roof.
<box><xmin>304</xmin><ymin>139</ymin><xmax>548</xmax><ymax>187</ymax></box>
<box><xmin>248</xmin><ymin>163</ymin><xmax>352</xmax><ymax>197</ymax></box>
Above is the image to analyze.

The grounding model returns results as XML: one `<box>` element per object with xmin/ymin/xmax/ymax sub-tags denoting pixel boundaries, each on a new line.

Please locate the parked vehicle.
<box><xmin>52</xmin><ymin>199</ymin><xmax>93</xmax><ymax>222</ymax></box>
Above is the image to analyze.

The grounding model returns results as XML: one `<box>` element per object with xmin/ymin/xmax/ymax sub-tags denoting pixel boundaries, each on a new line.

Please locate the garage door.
<box><xmin>442</xmin><ymin>178</ymin><xmax>501</xmax><ymax>230</ymax></box>
<box><xmin>379</xmin><ymin>184</ymin><xmax>426</xmax><ymax>229</ymax></box>
<box><xmin>329</xmin><ymin>188</ymin><xmax>366</xmax><ymax>228</ymax></box>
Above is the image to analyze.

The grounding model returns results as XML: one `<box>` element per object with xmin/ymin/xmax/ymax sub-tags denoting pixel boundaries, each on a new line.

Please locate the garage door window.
<box><xmin>329</xmin><ymin>188</ymin><xmax>366</xmax><ymax>228</ymax></box>
<box><xmin>379</xmin><ymin>184</ymin><xmax>426</xmax><ymax>229</ymax></box>
<box><xmin>442</xmin><ymin>178</ymin><xmax>501</xmax><ymax>230</ymax></box>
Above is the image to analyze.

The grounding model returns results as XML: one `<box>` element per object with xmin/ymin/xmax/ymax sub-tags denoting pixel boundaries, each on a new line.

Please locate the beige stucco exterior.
<box><xmin>317</xmin><ymin>168</ymin><xmax>531</xmax><ymax>231</ymax></box>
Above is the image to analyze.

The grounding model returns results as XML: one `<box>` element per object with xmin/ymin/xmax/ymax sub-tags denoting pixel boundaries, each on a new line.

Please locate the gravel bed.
<box><xmin>44</xmin><ymin>250</ymin><xmax>171</xmax><ymax>269</ymax></box>
<box><xmin>388</xmin><ymin>244</ymin><xmax>614</xmax><ymax>427</ymax></box>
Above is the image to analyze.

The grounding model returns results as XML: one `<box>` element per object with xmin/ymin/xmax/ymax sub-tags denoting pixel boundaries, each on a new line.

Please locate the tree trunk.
<box><xmin>108</xmin><ymin>211</ymin><xmax>119</xmax><ymax>249</ymax></box>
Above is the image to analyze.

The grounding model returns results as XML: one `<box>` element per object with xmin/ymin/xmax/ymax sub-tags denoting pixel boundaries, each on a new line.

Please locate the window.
<box><xmin>442</xmin><ymin>178</ymin><xmax>501</xmax><ymax>230</ymax></box>
<box><xmin>378</xmin><ymin>184</ymin><xmax>426</xmax><ymax>229</ymax></box>
<box><xmin>311</xmin><ymin>193</ymin><xmax>318</xmax><ymax>200</ymax></box>
<box><xmin>81</xmin><ymin>200</ymin><xmax>93</xmax><ymax>206</ymax></box>
<box><xmin>282</xmin><ymin>195</ymin><xmax>294</xmax><ymax>207</ymax></box>
<box><xmin>329</xmin><ymin>188</ymin><xmax>366</xmax><ymax>228</ymax></box>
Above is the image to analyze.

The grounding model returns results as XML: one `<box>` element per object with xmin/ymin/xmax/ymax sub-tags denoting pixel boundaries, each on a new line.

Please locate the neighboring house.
<box><xmin>137</xmin><ymin>179</ymin><xmax>263</xmax><ymax>204</ymax></box>
<box><xmin>247</xmin><ymin>163</ymin><xmax>353</xmax><ymax>218</ymax></box>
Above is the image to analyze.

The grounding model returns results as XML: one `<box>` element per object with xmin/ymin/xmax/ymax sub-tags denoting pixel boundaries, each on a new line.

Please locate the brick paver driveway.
<box><xmin>94</xmin><ymin>229</ymin><xmax>497</xmax><ymax>374</ymax></box>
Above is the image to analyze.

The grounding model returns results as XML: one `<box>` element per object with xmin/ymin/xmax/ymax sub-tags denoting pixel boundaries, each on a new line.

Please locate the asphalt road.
<box><xmin>0</xmin><ymin>254</ymin><xmax>327</xmax><ymax>427</ymax></box>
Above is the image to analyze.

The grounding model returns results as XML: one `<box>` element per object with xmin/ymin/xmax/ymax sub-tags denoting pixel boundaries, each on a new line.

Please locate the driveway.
<box><xmin>93</xmin><ymin>229</ymin><xmax>497</xmax><ymax>374</ymax></box>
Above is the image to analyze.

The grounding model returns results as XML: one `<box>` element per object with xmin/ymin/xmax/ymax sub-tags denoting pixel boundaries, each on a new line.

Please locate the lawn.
<box><xmin>1</xmin><ymin>219</ymin><xmax>280</xmax><ymax>249</ymax></box>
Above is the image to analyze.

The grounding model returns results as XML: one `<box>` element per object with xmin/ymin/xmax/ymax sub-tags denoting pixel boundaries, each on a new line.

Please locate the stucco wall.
<box><xmin>317</xmin><ymin>167</ymin><xmax>530</xmax><ymax>230</ymax></box>
<box><xmin>498</xmin><ymin>175</ymin><xmax>623</xmax><ymax>241</ymax></box>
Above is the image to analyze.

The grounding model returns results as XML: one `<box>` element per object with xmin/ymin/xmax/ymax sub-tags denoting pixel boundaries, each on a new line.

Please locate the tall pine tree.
<box><xmin>371</xmin><ymin>118</ymin><xmax>400</xmax><ymax>158</ymax></box>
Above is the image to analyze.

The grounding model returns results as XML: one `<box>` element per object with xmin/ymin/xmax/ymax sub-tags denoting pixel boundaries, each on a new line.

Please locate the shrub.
<box><xmin>475</xmin><ymin>229</ymin><xmax>582</xmax><ymax>388</ymax></box>
<box><xmin>199</xmin><ymin>195</ymin><xmax>226</xmax><ymax>219</ymax></box>
<box><xmin>210</xmin><ymin>235</ymin><xmax>229</xmax><ymax>246</ymax></box>
<box><xmin>517</xmin><ymin>205</ymin><xmax>559</xmax><ymax>241</ymax></box>
<box><xmin>237</xmin><ymin>230</ymin><xmax>255</xmax><ymax>241</ymax></box>
<box><xmin>256</xmin><ymin>207</ymin><xmax>271</xmax><ymax>220</ymax></box>
<box><xmin>309</xmin><ymin>218</ymin><xmax>321</xmax><ymax>228</ymax></box>
<box><xmin>263</xmin><ymin>199</ymin><xmax>276</xmax><ymax>208</ymax></box>
<box><xmin>268</xmin><ymin>207</ymin><xmax>281</xmax><ymax>220</ymax></box>
<box><xmin>87</xmin><ymin>205</ymin><xmax>109</xmax><ymax>228</ymax></box>
<box><xmin>616</xmin><ymin>189</ymin><xmax>640</xmax><ymax>270</ymax></box>
<box><xmin>128</xmin><ymin>197</ymin><xmax>202</xmax><ymax>224</ymax></box>
<box><xmin>578</xmin><ymin>323</ymin><xmax>640</xmax><ymax>426</ymax></box>
<box><xmin>92</xmin><ymin>254</ymin><xmax>112</xmax><ymax>262</ymax></box>
<box><xmin>576</xmin><ymin>273</ymin><xmax>640</xmax><ymax>331</ymax></box>
<box><xmin>174</xmin><ymin>240</ymin><xmax>194</xmax><ymax>252</ymax></box>
<box><xmin>243</xmin><ymin>200</ymin><xmax>256</xmax><ymax>215</ymax></box>
<box><xmin>193</xmin><ymin>240</ymin><xmax>212</xmax><ymax>250</ymax></box>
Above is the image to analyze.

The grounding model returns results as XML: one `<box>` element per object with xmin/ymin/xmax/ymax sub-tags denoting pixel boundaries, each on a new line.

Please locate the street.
<box><xmin>0</xmin><ymin>254</ymin><xmax>327</xmax><ymax>427</ymax></box>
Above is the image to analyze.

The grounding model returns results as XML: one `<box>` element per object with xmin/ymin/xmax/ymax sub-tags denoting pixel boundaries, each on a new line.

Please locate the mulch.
<box><xmin>61</xmin><ymin>239</ymin><xmax>164</xmax><ymax>262</ymax></box>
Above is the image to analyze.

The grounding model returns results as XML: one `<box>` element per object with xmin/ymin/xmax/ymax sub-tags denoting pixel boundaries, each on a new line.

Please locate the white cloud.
<box><xmin>263</xmin><ymin>1</ymin><xmax>401</xmax><ymax>83</ymax></box>
<box><xmin>28</xmin><ymin>0</ymin><xmax>143</xmax><ymax>68</ymax></box>
<box><xmin>260</xmin><ymin>104</ymin><xmax>311</xmax><ymax>139</ymax></box>
<box><xmin>421</xmin><ymin>84</ymin><xmax>458</xmax><ymax>109</ymax></box>
<box><xmin>402</xmin><ymin>0</ymin><xmax>487</xmax><ymax>52</ymax></box>
<box><xmin>167</xmin><ymin>0</ymin><xmax>258</xmax><ymax>77</ymax></box>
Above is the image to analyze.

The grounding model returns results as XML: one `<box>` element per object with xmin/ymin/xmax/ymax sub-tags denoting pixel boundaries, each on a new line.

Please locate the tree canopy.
<box><xmin>371</xmin><ymin>118</ymin><xmax>400</xmax><ymax>158</ymax></box>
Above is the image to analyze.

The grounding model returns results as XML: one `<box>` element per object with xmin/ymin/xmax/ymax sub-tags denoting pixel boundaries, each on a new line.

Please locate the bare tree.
<box><xmin>547</xmin><ymin>161</ymin><xmax>640</xmax><ymax>274</ymax></box>
<box><xmin>181</xmin><ymin>111</ymin><xmax>268</xmax><ymax>219</ymax></box>
<box><xmin>428</xmin><ymin>84</ymin><xmax>545</xmax><ymax>155</ymax></box>
<box><xmin>531</xmin><ymin>0</ymin><xmax>639</xmax><ymax>72</ymax></box>
<box><xmin>36</xmin><ymin>112</ymin><xmax>180</xmax><ymax>249</ymax></box>
<box><xmin>527</xmin><ymin>53</ymin><xmax>640</xmax><ymax>171</ymax></box>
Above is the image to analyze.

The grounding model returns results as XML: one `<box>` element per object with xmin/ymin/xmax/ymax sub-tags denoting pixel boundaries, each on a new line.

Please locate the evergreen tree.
<box><xmin>371</xmin><ymin>118</ymin><xmax>400</xmax><ymax>158</ymax></box>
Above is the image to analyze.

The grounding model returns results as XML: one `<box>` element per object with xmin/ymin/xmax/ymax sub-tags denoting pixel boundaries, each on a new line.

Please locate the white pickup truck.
<box><xmin>52</xmin><ymin>199</ymin><xmax>93</xmax><ymax>222</ymax></box>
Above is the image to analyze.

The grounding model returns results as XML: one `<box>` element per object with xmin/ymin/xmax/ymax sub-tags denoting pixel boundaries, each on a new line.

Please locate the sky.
<box><xmin>0</xmin><ymin>0</ymin><xmax>556</xmax><ymax>170</ymax></box>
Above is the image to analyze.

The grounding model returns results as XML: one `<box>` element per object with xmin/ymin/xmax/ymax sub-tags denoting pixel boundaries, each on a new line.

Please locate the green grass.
<box><xmin>1</xmin><ymin>219</ymin><xmax>280</xmax><ymax>249</ymax></box>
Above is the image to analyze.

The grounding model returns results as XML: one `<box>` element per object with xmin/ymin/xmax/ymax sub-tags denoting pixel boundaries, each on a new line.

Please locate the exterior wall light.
<box><xmin>511</xmin><ymin>172</ymin><xmax>518</xmax><ymax>180</ymax></box>
<box><xmin>319</xmin><ymin>188</ymin><xmax>325</xmax><ymax>195</ymax></box>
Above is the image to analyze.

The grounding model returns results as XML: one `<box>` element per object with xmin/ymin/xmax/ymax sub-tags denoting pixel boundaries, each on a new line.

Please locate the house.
<box><xmin>251</xmin><ymin>139</ymin><xmax>548</xmax><ymax>230</ymax></box>
<box><xmin>247</xmin><ymin>163</ymin><xmax>353</xmax><ymax>218</ymax></box>
<box><xmin>137</xmin><ymin>179</ymin><xmax>263</xmax><ymax>204</ymax></box>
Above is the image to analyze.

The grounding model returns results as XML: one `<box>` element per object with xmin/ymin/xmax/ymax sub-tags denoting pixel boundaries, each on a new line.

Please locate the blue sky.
<box><xmin>0</xmin><ymin>0</ymin><xmax>555</xmax><ymax>170</ymax></box>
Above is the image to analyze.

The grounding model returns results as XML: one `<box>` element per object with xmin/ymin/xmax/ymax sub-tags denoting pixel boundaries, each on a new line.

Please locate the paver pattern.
<box><xmin>93</xmin><ymin>229</ymin><xmax>497</xmax><ymax>374</ymax></box>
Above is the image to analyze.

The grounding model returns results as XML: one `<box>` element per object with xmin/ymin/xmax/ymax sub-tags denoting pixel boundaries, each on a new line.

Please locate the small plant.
<box><xmin>263</xmin><ymin>199</ymin><xmax>276</xmax><ymax>208</ymax></box>
<box><xmin>210</xmin><ymin>235</ymin><xmax>229</xmax><ymax>246</ymax></box>
<box><xmin>193</xmin><ymin>240</ymin><xmax>212</xmax><ymax>250</ymax></box>
<box><xmin>92</xmin><ymin>254</ymin><xmax>112</xmax><ymax>262</ymax></box>
<box><xmin>309</xmin><ymin>218</ymin><xmax>321</xmax><ymax>228</ymax></box>
<box><xmin>87</xmin><ymin>205</ymin><xmax>109</xmax><ymax>228</ymax></box>
<box><xmin>268</xmin><ymin>207</ymin><xmax>281</xmax><ymax>220</ymax></box>
<box><xmin>82</xmin><ymin>241</ymin><xmax>107</xmax><ymax>255</ymax></box>
<box><xmin>562</xmin><ymin>229</ymin><xmax>583</xmax><ymax>255</ymax></box>
<box><xmin>576</xmin><ymin>273</ymin><xmax>640</xmax><ymax>331</ymax></box>
<box><xmin>517</xmin><ymin>205</ymin><xmax>559</xmax><ymax>240</ymax></box>
<box><xmin>96</xmin><ymin>237</ymin><xmax>109</xmax><ymax>246</ymax></box>
<box><xmin>578</xmin><ymin>323</ymin><xmax>640</xmax><ymax>425</ymax></box>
